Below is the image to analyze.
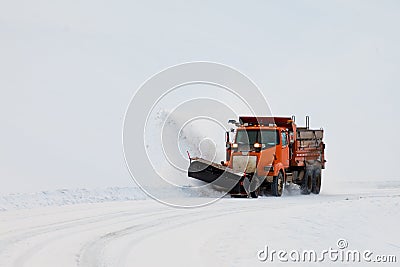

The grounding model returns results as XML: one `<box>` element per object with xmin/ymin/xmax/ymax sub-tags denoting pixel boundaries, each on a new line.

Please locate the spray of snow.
<box><xmin>143</xmin><ymin>108</ymin><xmax>225</xmax><ymax>197</ymax></box>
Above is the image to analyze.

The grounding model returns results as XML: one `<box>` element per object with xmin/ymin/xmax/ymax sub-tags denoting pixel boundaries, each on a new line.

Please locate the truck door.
<box><xmin>281</xmin><ymin>131</ymin><xmax>290</xmax><ymax>168</ymax></box>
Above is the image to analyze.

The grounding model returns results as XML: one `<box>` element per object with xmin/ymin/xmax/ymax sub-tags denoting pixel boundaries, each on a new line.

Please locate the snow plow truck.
<box><xmin>188</xmin><ymin>116</ymin><xmax>326</xmax><ymax>198</ymax></box>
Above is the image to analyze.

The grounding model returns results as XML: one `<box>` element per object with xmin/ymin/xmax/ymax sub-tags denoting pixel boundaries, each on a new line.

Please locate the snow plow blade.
<box><xmin>188</xmin><ymin>158</ymin><xmax>243</xmax><ymax>191</ymax></box>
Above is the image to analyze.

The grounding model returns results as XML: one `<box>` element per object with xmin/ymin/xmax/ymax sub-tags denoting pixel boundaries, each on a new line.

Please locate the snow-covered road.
<box><xmin>1</xmin><ymin>186</ymin><xmax>399</xmax><ymax>267</ymax></box>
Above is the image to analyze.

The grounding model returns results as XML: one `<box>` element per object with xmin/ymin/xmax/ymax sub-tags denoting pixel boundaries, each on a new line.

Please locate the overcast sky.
<box><xmin>0</xmin><ymin>0</ymin><xmax>399</xmax><ymax>194</ymax></box>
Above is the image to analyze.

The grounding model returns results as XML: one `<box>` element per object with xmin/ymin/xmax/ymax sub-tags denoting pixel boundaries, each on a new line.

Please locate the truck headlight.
<box><xmin>254</xmin><ymin>143</ymin><xmax>261</xmax><ymax>148</ymax></box>
<box><xmin>232</xmin><ymin>143</ymin><xmax>238</xmax><ymax>151</ymax></box>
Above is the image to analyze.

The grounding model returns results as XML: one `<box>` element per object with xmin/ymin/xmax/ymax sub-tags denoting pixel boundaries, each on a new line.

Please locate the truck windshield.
<box><xmin>236</xmin><ymin>129</ymin><xmax>279</xmax><ymax>147</ymax></box>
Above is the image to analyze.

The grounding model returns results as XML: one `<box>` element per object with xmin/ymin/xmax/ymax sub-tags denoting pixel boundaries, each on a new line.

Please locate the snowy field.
<box><xmin>1</xmin><ymin>1</ymin><xmax>400</xmax><ymax>266</ymax></box>
<box><xmin>0</xmin><ymin>181</ymin><xmax>399</xmax><ymax>267</ymax></box>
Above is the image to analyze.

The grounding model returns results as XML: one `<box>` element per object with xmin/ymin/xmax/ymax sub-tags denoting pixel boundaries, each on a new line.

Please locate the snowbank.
<box><xmin>0</xmin><ymin>187</ymin><xmax>146</xmax><ymax>211</ymax></box>
<box><xmin>0</xmin><ymin>185</ymin><xmax>224</xmax><ymax>211</ymax></box>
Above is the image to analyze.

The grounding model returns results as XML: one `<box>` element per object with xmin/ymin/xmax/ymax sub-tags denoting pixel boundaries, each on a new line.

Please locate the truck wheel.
<box><xmin>312</xmin><ymin>169</ymin><xmax>322</xmax><ymax>194</ymax></box>
<box><xmin>300</xmin><ymin>169</ymin><xmax>312</xmax><ymax>195</ymax></box>
<box><xmin>250</xmin><ymin>187</ymin><xmax>260</xmax><ymax>198</ymax></box>
<box><xmin>271</xmin><ymin>172</ymin><xmax>284</xmax><ymax>197</ymax></box>
<box><xmin>248</xmin><ymin>174</ymin><xmax>265</xmax><ymax>198</ymax></box>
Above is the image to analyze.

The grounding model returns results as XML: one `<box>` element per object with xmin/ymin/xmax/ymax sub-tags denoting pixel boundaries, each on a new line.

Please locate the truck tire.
<box><xmin>312</xmin><ymin>168</ymin><xmax>322</xmax><ymax>194</ymax></box>
<box><xmin>250</xmin><ymin>187</ymin><xmax>260</xmax><ymax>198</ymax></box>
<box><xmin>249</xmin><ymin>175</ymin><xmax>264</xmax><ymax>198</ymax></box>
<box><xmin>300</xmin><ymin>169</ymin><xmax>312</xmax><ymax>195</ymax></box>
<box><xmin>271</xmin><ymin>172</ymin><xmax>284</xmax><ymax>197</ymax></box>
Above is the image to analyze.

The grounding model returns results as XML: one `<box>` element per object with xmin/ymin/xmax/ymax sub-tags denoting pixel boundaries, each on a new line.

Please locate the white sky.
<box><xmin>0</xmin><ymin>0</ymin><xmax>399</xmax><ymax>193</ymax></box>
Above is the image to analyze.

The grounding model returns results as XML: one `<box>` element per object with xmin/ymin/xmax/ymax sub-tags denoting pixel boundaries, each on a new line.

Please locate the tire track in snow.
<box><xmin>0</xmin><ymin>206</ymin><xmax>173</xmax><ymax>267</ymax></box>
<box><xmin>77</xmin><ymin>205</ymin><xmax>267</xmax><ymax>267</ymax></box>
<box><xmin>2</xmin><ymin>191</ymin><xmax>397</xmax><ymax>266</ymax></box>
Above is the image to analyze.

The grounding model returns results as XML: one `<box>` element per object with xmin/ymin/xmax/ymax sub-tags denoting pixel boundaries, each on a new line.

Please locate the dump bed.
<box><xmin>293</xmin><ymin>127</ymin><xmax>325</xmax><ymax>168</ymax></box>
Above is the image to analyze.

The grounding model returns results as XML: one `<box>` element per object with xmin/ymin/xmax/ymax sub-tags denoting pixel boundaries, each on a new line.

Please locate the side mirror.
<box><xmin>289</xmin><ymin>132</ymin><xmax>295</xmax><ymax>144</ymax></box>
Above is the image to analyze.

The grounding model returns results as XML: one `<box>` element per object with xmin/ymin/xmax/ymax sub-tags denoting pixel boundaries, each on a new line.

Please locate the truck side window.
<box><xmin>281</xmin><ymin>132</ymin><xmax>288</xmax><ymax>147</ymax></box>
